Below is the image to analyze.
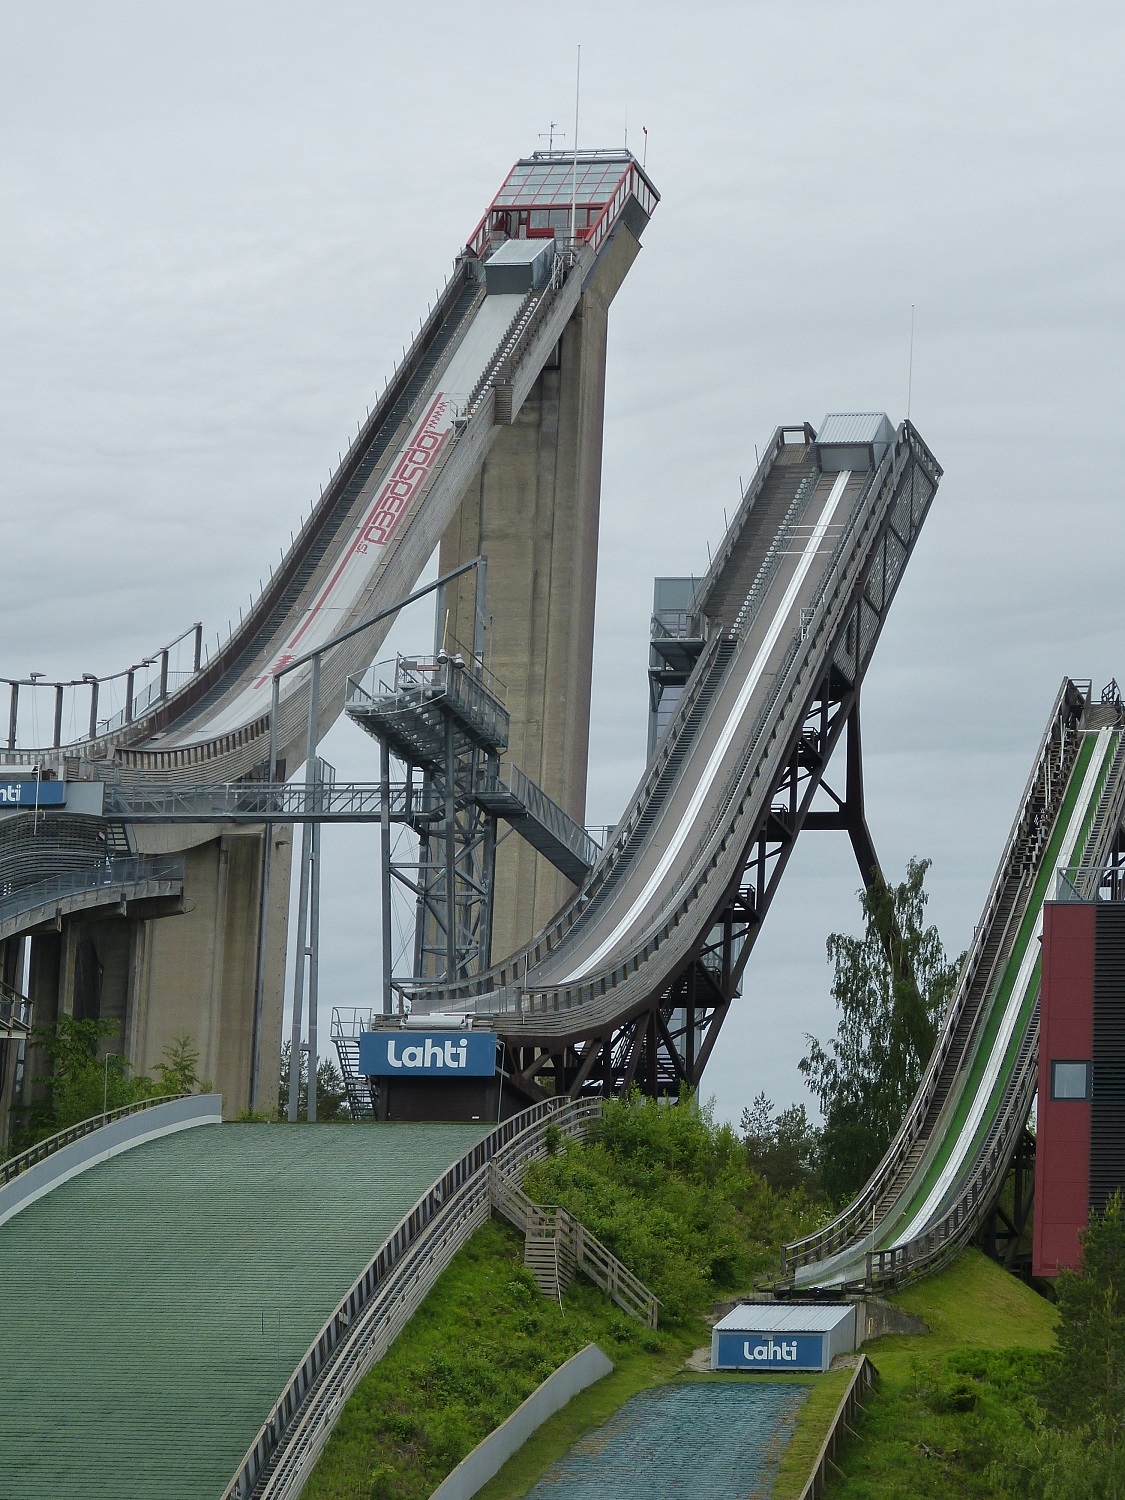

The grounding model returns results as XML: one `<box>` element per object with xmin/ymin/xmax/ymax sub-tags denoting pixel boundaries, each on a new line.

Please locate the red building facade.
<box><xmin>1034</xmin><ymin>900</ymin><xmax>1125</xmax><ymax>1276</ymax></box>
<box><xmin>1033</xmin><ymin>902</ymin><xmax>1094</xmax><ymax>1275</ymax></box>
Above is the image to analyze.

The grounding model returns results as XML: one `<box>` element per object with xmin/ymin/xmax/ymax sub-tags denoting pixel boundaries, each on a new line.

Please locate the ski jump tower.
<box><xmin>0</xmin><ymin>151</ymin><xmax>659</xmax><ymax>1137</ymax></box>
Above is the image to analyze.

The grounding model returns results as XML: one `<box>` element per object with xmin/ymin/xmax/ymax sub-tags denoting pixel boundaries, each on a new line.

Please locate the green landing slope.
<box><xmin>0</xmin><ymin>1120</ymin><xmax>487</xmax><ymax>1500</ymax></box>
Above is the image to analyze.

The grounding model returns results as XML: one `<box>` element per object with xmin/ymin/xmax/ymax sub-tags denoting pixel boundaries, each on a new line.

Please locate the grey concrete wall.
<box><xmin>129</xmin><ymin>826</ymin><xmax>292</xmax><ymax>1117</ymax></box>
<box><xmin>0</xmin><ymin>1093</ymin><xmax>222</xmax><ymax>1227</ymax></box>
<box><xmin>428</xmin><ymin>1343</ymin><xmax>613</xmax><ymax>1500</ymax></box>
<box><xmin>438</xmin><ymin>227</ymin><xmax>643</xmax><ymax>964</ymax></box>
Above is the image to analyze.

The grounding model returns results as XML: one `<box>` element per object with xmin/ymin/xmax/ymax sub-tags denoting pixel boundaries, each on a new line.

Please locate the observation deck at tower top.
<box><xmin>469</xmin><ymin>149</ymin><xmax>659</xmax><ymax>256</ymax></box>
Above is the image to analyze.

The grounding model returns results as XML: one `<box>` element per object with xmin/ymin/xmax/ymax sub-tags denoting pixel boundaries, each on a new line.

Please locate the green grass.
<box><xmin>303</xmin><ymin>1219</ymin><xmax>702</xmax><ymax>1500</ymax></box>
<box><xmin>821</xmin><ymin>1250</ymin><xmax>1057</xmax><ymax>1498</ymax></box>
<box><xmin>773</xmin><ymin>1367</ymin><xmax>855</xmax><ymax>1498</ymax></box>
<box><xmin>474</xmin><ymin>1341</ymin><xmax>699</xmax><ymax>1500</ymax></box>
<box><xmin>304</xmin><ymin>1096</ymin><xmax>833</xmax><ymax>1500</ymax></box>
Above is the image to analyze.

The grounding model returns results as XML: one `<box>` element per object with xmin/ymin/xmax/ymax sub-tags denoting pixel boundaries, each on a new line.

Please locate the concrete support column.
<box><xmin>129</xmin><ymin>823</ymin><xmax>293</xmax><ymax>1117</ymax></box>
<box><xmin>437</xmin><ymin>227</ymin><xmax>642</xmax><ymax>963</ymax></box>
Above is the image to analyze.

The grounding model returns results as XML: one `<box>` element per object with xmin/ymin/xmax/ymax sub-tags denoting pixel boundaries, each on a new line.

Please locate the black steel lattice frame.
<box><xmin>498</xmin><ymin>445</ymin><xmax>939</xmax><ymax>1105</ymax></box>
<box><xmin>408</xmin><ymin>725</ymin><xmax>499</xmax><ymax>987</ymax></box>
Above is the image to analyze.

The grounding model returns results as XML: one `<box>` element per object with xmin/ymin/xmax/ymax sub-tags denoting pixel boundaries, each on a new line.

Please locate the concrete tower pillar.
<box><xmin>437</xmin><ymin>226</ymin><xmax>642</xmax><ymax>964</ymax></box>
<box><xmin>127</xmin><ymin>823</ymin><xmax>293</xmax><ymax>1116</ymax></box>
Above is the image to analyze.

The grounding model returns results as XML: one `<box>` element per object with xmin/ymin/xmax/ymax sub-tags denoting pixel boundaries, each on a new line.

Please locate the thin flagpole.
<box><xmin>569</xmin><ymin>45</ymin><xmax>581</xmax><ymax>246</ymax></box>
<box><xmin>907</xmin><ymin>304</ymin><xmax>916</xmax><ymax>420</ymax></box>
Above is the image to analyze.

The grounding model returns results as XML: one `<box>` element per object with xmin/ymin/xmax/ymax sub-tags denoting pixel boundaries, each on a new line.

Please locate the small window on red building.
<box><xmin>1051</xmin><ymin>1060</ymin><xmax>1092</xmax><ymax>1100</ymax></box>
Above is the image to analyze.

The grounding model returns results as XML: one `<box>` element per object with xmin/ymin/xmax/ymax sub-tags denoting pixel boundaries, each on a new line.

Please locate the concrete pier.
<box><xmin>437</xmin><ymin>226</ymin><xmax>642</xmax><ymax>963</ymax></box>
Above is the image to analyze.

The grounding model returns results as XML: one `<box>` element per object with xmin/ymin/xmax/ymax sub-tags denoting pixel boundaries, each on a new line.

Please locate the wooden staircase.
<box><xmin>490</xmin><ymin>1168</ymin><xmax>659</xmax><ymax>1329</ymax></box>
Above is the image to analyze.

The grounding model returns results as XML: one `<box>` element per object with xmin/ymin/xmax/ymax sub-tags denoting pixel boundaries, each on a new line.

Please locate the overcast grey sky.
<box><xmin>2</xmin><ymin>0</ymin><xmax>1123</xmax><ymax>1122</ymax></box>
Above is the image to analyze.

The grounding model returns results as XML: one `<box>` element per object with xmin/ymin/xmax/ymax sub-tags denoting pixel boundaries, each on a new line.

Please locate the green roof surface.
<box><xmin>0</xmin><ymin>1120</ymin><xmax>488</xmax><ymax>1499</ymax></box>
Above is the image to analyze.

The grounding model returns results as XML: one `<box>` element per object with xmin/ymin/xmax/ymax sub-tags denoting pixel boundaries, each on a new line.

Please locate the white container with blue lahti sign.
<box><xmin>711</xmin><ymin>1303</ymin><xmax>856</xmax><ymax>1373</ymax></box>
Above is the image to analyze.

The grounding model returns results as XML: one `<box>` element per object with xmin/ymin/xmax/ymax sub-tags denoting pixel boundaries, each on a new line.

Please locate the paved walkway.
<box><xmin>524</xmin><ymin>1380</ymin><xmax>808</xmax><ymax>1499</ymax></box>
<box><xmin>0</xmin><ymin>1121</ymin><xmax>486</xmax><ymax>1499</ymax></box>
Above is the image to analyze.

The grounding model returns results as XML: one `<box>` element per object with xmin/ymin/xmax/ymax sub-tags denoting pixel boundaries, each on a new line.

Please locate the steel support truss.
<box><xmin>975</xmin><ymin>1126</ymin><xmax>1036</xmax><ymax>1277</ymax></box>
<box><xmin>399</xmin><ymin>728</ymin><xmax>499</xmax><ymax>995</ymax></box>
<box><xmin>501</xmin><ymin>673</ymin><xmax>875</xmax><ymax>1104</ymax></box>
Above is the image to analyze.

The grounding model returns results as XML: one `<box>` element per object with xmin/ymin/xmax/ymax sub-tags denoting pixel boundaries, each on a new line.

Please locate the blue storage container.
<box><xmin>711</xmin><ymin>1303</ymin><xmax>856</xmax><ymax>1372</ymax></box>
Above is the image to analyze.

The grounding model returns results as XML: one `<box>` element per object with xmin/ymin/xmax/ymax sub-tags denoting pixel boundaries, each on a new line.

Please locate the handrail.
<box><xmin>482</xmin><ymin>765</ymin><xmax>601</xmax><ymax>871</ymax></box>
<box><xmin>481</xmin><ymin>427</ymin><xmax>933</xmax><ymax>1018</ymax></box>
<box><xmin>490</xmin><ymin>1172</ymin><xmax>659</xmax><ymax>1328</ymax></box>
<box><xmin>0</xmin><ymin>855</ymin><xmax>184</xmax><ymax>935</ymax></box>
<box><xmin>224</xmin><ymin>1097</ymin><xmax>602</xmax><ymax>1500</ymax></box>
<box><xmin>1</xmin><ymin>1093</ymin><xmax>189</xmax><ymax>1182</ymax></box>
<box><xmin>782</xmin><ymin>675</ymin><xmax>1087</xmax><ymax>1274</ymax></box>
<box><xmin>691</xmin><ymin>422</ymin><xmax>816</xmax><ymax>622</ymax></box>
<box><xmin>859</xmin><ymin>726</ymin><xmax>1125</xmax><ymax>1290</ymax></box>
<box><xmin>411</xmin><ymin>424</ymin><xmax>939</xmax><ymax>1026</ymax></box>
<box><xmin>729</xmin><ymin>472</ymin><xmax>820</xmax><ymax>637</ymax></box>
<box><xmin>797</xmin><ymin>1356</ymin><xmax>878</xmax><ymax>1500</ymax></box>
<box><xmin>0</xmin><ymin>258</ymin><xmax>477</xmax><ymax>766</ymax></box>
<box><xmin>0</xmin><ymin>975</ymin><xmax>32</xmax><ymax>1034</ymax></box>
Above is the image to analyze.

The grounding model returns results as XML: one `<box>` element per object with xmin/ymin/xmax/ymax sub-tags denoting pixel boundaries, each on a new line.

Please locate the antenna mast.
<box><xmin>569</xmin><ymin>46</ymin><xmax>581</xmax><ymax>247</ymax></box>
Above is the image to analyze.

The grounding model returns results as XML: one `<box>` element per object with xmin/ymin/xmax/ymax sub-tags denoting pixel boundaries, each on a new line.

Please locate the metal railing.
<box><xmin>482</xmin><ymin>765</ymin><xmax>602</xmax><ymax>872</ymax></box>
<box><xmin>429</xmin><ymin>427</ymin><xmax>939</xmax><ymax>1027</ymax></box>
<box><xmin>1</xmin><ymin>621</ymin><xmax>203</xmax><ymax>753</ymax></box>
<box><xmin>103</xmin><ymin>779</ymin><xmax>437</xmax><ymax>825</ymax></box>
<box><xmin>0</xmin><ymin>261</ymin><xmax>478</xmax><ymax>769</ymax></box>
<box><xmin>1</xmin><ymin>1094</ymin><xmax>189</xmax><ymax>1181</ymax></box>
<box><xmin>863</xmin><ymin>1011</ymin><xmax>1039</xmax><ymax>1290</ymax></box>
<box><xmin>781</xmin><ymin>676</ymin><xmax>1088</xmax><ymax>1277</ymax></box>
<box><xmin>1057</xmin><ymin>862</ymin><xmax>1125</xmax><ymax>901</ymax></box>
<box><xmin>223</xmin><ymin>1097</ymin><xmax>602</xmax><ymax>1500</ymax></box>
<box><xmin>492</xmin><ymin>1172</ymin><xmax>659</xmax><ymax>1328</ymax></box>
<box><xmin>729</xmin><ymin>473</ymin><xmax>821</xmax><ymax>637</ymax></box>
<box><xmin>0</xmin><ymin>855</ymin><xmax>183</xmax><ymax>936</ymax></box>
<box><xmin>0</xmin><ymin>976</ymin><xmax>31</xmax><ymax>1036</ymax></box>
<box><xmin>347</xmin><ymin>654</ymin><xmax>510</xmax><ymax>754</ymax></box>
<box><xmin>797</xmin><ymin>1356</ymin><xmax>879</xmax><ymax>1500</ymax></box>
<box><xmin>690</xmin><ymin>423</ymin><xmax>816</xmax><ymax>619</ymax></box>
<box><xmin>855</xmin><ymin>726</ymin><xmax>1125</xmax><ymax>1291</ymax></box>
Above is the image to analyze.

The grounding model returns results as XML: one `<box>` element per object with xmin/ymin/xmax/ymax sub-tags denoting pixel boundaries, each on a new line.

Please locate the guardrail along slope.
<box><xmin>5</xmin><ymin>156</ymin><xmax>659</xmax><ymax>786</ymax></box>
<box><xmin>785</xmin><ymin>685</ymin><xmax>1125</xmax><ymax>1290</ymax></box>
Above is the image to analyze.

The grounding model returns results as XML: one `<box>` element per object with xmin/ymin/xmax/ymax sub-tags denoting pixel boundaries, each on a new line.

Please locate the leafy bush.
<box><xmin>8</xmin><ymin>1018</ymin><xmax>207</xmax><ymax>1154</ymax></box>
<box><xmin>523</xmin><ymin>1092</ymin><xmax>824</xmax><ymax>1322</ymax></box>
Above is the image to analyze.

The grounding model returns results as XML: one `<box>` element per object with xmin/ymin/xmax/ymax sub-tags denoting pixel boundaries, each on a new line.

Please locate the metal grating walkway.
<box><xmin>0</xmin><ymin>1121</ymin><xmax>487</xmax><ymax>1499</ymax></box>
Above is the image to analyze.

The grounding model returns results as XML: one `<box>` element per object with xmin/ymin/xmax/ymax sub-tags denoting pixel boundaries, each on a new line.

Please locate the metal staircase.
<box><xmin>330</xmin><ymin>1010</ymin><xmax>377</xmax><ymax>1120</ymax></box>
<box><xmin>475</xmin><ymin>764</ymin><xmax>600</xmax><ymax>884</ymax></box>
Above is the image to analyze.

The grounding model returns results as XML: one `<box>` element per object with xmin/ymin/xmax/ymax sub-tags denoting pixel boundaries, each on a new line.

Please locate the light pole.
<box><xmin>102</xmin><ymin>1054</ymin><xmax>119</xmax><ymax>1121</ymax></box>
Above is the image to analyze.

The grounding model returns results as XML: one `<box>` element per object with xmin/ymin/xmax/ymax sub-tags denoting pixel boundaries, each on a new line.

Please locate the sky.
<box><xmin>1</xmin><ymin>0</ymin><xmax>1123</xmax><ymax>1124</ymax></box>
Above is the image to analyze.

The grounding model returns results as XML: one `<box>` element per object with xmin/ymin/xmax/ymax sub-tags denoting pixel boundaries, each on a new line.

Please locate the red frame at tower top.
<box><xmin>467</xmin><ymin>150</ymin><xmax>659</xmax><ymax>261</ymax></box>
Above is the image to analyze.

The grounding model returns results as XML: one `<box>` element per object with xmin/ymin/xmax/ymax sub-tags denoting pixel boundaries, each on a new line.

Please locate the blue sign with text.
<box><xmin>0</xmin><ymin>781</ymin><xmax>65</xmax><ymax>808</ymax></box>
<box><xmin>359</xmin><ymin>1029</ymin><xmax>496</xmax><ymax>1078</ymax></box>
<box><xmin>714</xmin><ymin>1331</ymin><xmax>826</xmax><ymax>1371</ymax></box>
